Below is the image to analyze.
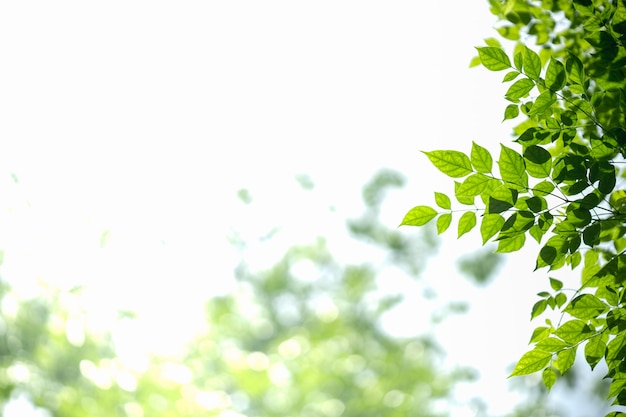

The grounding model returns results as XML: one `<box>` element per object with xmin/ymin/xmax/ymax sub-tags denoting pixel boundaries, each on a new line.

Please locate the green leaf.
<box><xmin>564</xmin><ymin>294</ymin><xmax>608</xmax><ymax>320</ymax></box>
<box><xmin>503</xmin><ymin>104</ymin><xmax>519</xmax><ymax>121</ymax></box>
<box><xmin>498</xmin><ymin>145</ymin><xmax>528</xmax><ymax>189</ymax></box>
<box><xmin>476</xmin><ymin>46</ymin><xmax>512</xmax><ymax>71</ymax></box>
<box><xmin>509</xmin><ymin>349</ymin><xmax>552</xmax><ymax>376</ymax></box>
<box><xmin>585</xmin><ymin>333</ymin><xmax>607</xmax><ymax>370</ymax></box>
<box><xmin>505</xmin><ymin>78</ymin><xmax>535</xmax><ymax>100</ymax></box>
<box><xmin>401</xmin><ymin>206</ymin><xmax>437</xmax><ymax>226</ymax></box>
<box><xmin>523</xmin><ymin>145</ymin><xmax>552</xmax><ymax>178</ymax></box>
<box><xmin>458</xmin><ymin>211</ymin><xmax>477</xmax><ymax>238</ymax></box>
<box><xmin>536</xmin><ymin>337</ymin><xmax>570</xmax><ymax>352</ymax></box>
<box><xmin>436</xmin><ymin>213</ymin><xmax>452</xmax><ymax>235</ymax></box>
<box><xmin>423</xmin><ymin>150</ymin><xmax>473</xmax><ymax>178</ymax></box>
<box><xmin>529</xmin><ymin>326</ymin><xmax>551</xmax><ymax>343</ymax></box>
<box><xmin>553</xmin><ymin>320</ymin><xmax>592</xmax><ymax>344</ymax></box>
<box><xmin>435</xmin><ymin>192</ymin><xmax>451</xmax><ymax>209</ymax></box>
<box><xmin>480</xmin><ymin>214</ymin><xmax>505</xmax><ymax>244</ymax></box>
<box><xmin>533</xmin><ymin>180</ymin><xmax>555</xmax><ymax>196</ymax></box>
<box><xmin>456</xmin><ymin>174</ymin><xmax>491</xmax><ymax>198</ymax></box>
<box><xmin>549</xmin><ymin>278</ymin><xmax>563</xmax><ymax>291</ymax></box>
<box><xmin>522</xmin><ymin>46</ymin><xmax>542</xmax><ymax>81</ymax></box>
<box><xmin>529</xmin><ymin>90</ymin><xmax>556</xmax><ymax>117</ymax></box>
<box><xmin>503</xmin><ymin>70</ymin><xmax>520</xmax><ymax>82</ymax></box>
<box><xmin>531</xmin><ymin>298</ymin><xmax>548</xmax><ymax>319</ymax></box>
<box><xmin>545</xmin><ymin>58</ymin><xmax>566</xmax><ymax>91</ymax></box>
<box><xmin>555</xmin><ymin>348</ymin><xmax>576</xmax><ymax>374</ymax></box>
<box><xmin>542</xmin><ymin>367</ymin><xmax>558</xmax><ymax>391</ymax></box>
<box><xmin>471</xmin><ymin>141</ymin><xmax>493</xmax><ymax>173</ymax></box>
<box><xmin>513</xmin><ymin>51</ymin><xmax>523</xmax><ymax>70</ymax></box>
<box><xmin>496</xmin><ymin>234</ymin><xmax>525</xmax><ymax>253</ymax></box>
<box><xmin>454</xmin><ymin>181</ymin><xmax>475</xmax><ymax>205</ymax></box>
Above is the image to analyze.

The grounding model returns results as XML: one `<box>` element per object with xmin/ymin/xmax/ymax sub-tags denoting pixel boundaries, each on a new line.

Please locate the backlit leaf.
<box><xmin>458</xmin><ymin>211</ymin><xmax>477</xmax><ymax>238</ymax></box>
<box><xmin>435</xmin><ymin>192</ymin><xmax>451</xmax><ymax>209</ymax></box>
<box><xmin>555</xmin><ymin>348</ymin><xmax>576</xmax><ymax>374</ymax></box>
<box><xmin>401</xmin><ymin>206</ymin><xmax>437</xmax><ymax>226</ymax></box>
<box><xmin>503</xmin><ymin>104</ymin><xmax>519</xmax><ymax>120</ymax></box>
<box><xmin>542</xmin><ymin>367</ymin><xmax>558</xmax><ymax>391</ymax></box>
<box><xmin>436</xmin><ymin>213</ymin><xmax>452</xmax><ymax>235</ymax></box>
<box><xmin>476</xmin><ymin>46</ymin><xmax>511</xmax><ymax>71</ymax></box>
<box><xmin>529</xmin><ymin>90</ymin><xmax>556</xmax><ymax>117</ymax></box>
<box><xmin>496</xmin><ymin>234</ymin><xmax>525</xmax><ymax>253</ymax></box>
<box><xmin>456</xmin><ymin>174</ymin><xmax>491</xmax><ymax>198</ymax></box>
<box><xmin>564</xmin><ymin>294</ymin><xmax>608</xmax><ymax>320</ymax></box>
<box><xmin>423</xmin><ymin>151</ymin><xmax>473</xmax><ymax>178</ymax></box>
<box><xmin>505</xmin><ymin>78</ymin><xmax>535</xmax><ymax>100</ymax></box>
<box><xmin>545</xmin><ymin>58</ymin><xmax>566</xmax><ymax>91</ymax></box>
<box><xmin>510</xmin><ymin>349</ymin><xmax>552</xmax><ymax>376</ymax></box>
<box><xmin>554</xmin><ymin>320</ymin><xmax>591</xmax><ymax>344</ymax></box>
<box><xmin>471</xmin><ymin>141</ymin><xmax>493</xmax><ymax>173</ymax></box>
<box><xmin>523</xmin><ymin>145</ymin><xmax>552</xmax><ymax>178</ymax></box>
<box><xmin>585</xmin><ymin>333</ymin><xmax>607</xmax><ymax>370</ymax></box>
<box><xmin>480</xmin><ymin>214</ymin><xmax>505</xmax><ymax>244</ymax></box>
<box><xmin>498</xmin><ymin>145</ymin><xmax>528</xmax><ymax>189</ymax></box>
<box><xmin>522</xmin><ymin>46</ymin><xmax>542</xmax><ymax>81</ymax></box>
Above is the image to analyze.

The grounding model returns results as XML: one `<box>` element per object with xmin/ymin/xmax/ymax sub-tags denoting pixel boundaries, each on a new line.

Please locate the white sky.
<box><xmin>0</xmin><ymin>1</ymin><xmax>595</xmax><ymax>416</ymax></box>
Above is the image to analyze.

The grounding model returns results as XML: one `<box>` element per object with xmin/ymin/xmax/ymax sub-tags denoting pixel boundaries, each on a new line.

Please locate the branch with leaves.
<box><xmin>402</xmin><ymin>0</ymin><xmax>626</xmax><ymax>414</ymax></box>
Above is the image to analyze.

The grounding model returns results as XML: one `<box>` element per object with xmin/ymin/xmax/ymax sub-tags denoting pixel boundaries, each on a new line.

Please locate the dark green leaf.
<box><xmin>523</xmin><ymin>145</ymin><xmax>552</xmax><ymax>178</ymax></box>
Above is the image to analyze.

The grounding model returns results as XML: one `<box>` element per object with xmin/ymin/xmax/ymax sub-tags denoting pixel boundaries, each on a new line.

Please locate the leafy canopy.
<box><xmin>402</xmin><ymin>0</ymin><xmax>626</xmax><ymax>414</ymax></box>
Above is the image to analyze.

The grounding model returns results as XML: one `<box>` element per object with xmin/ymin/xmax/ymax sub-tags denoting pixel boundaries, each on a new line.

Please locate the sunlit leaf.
<box><xmin>522</xmin><ymin>46</ymin><xmax>542</xmax><ymax>80</ymax></box>
<box><xmin>423</xmin><ymin>150</ymin><xmax>473</xmax><ymax>178</ymax></box>
<box><xmin>496</xmin><ymin>234</ymin><xmax>525</xmax><ymax>253</ymax></box>
<box><xmin>498</xmin><ymin>145</ymin><xmax>528</xmax><ymax>189</ymax></box>
<box><xmin>585</xmin><ymin>333</ymin><xmax>608</xmax><ymax>370</ymax></box>
<box><xmin>554</xmin><ymin>320</ymin><xmax>592</xmax><ymax>344</ymax></box>
<box><xmin>458</xmin><ymin>211</ymin><xmax>477</xmax><ymax>238</ymax></box>
<box><xmin>505</xmin><ymin>78</ymin><xmax>535</xmax><ymax>101</ymax></box>
<box><xmin>480</xmin><ymin>214</ymin><xmax>505</xmax><ymax>244</ymax></box>
<box><xmin>401</xmin><ymin>206</ymin><xmax>437</xmax><ymax>226</ymax></box>
<box><xmin>509</xmin><ymin>349</ymin><xmax>552</xmax><ymax>376</ymax></box>
<box><xmin>435</xmin><ymin>192</ymin><xmax>451</xmax><ymax>209</ymax></box>
<box><xmin>476</xmin><ymin>46</ymin><xmax>511</xmax><ymax>71</ymax></box>
<box><xmin>437</xmin><ymin>213</ymin><xmax>452</xmax><ymax>235</ymax></box>
<box><xmin>542</xmin><ymin>367</ymin><xmax>558</xmax><ymax>391</ymax></box>
<box><xmin>564</xmin><ymin>294</ymin><xmax>608</xmax><ymax>320</ymax></box>
<box><xmin>555</xmin><ymin>348</ymin><xmax>576</xmax><ymax>374</ymax></box>
<box><xmin>470</xmin><ymin>141</ymin><xmax>493</xmax><ymax>173</ymax></box>
<box><xmin>545</xmin><ymin>58</ymin><xmax>566</xmax><ymax>91</ymax></box>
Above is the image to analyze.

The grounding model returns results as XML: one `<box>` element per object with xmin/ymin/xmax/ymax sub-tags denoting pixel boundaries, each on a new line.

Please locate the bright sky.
<box><xmin>0</xmin><ymin>1</ymin><xmax>592</xmax><ymax>416</ymax></box>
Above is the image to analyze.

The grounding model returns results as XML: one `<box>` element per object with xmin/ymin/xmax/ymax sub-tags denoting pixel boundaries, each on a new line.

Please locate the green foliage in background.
<box><xmin>402</xmin><ymin>0</ymin><xmax>626</xmax><ymax>414</ymax></box>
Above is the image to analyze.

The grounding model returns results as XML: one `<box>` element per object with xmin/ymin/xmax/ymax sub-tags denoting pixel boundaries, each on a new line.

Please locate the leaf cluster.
<box><xmin>403</xmin><ymin>0</ymin><xmax>626</xmax><ymax>413</ymax></box>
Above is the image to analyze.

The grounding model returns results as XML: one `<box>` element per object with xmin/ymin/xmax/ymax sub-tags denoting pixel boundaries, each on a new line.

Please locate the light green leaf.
<box><xmin>476</xmin><ymin>46</ymin><xmax>511</xmax><ymax>71</ymax></box>
<box><xmin>535</xmin><ymin>337</ymin><xmax>570</xmax><ymax>352</ymax></box>
<box><xmin>470</xmin><ymin>141</ymin><xmax>492</xmax><ymax>173</ymax></box>
<box><xmin>503</xmin><ymin>104</ymin><xmax>519</xmax><ymax>121</ymax></box>
<box><xmin>456</xmin><ymin>174</ymin><xmax>491</xmax><ymax>198</ymax></box>
<box><xmin>458</xmin><ymin>211</ymin><xmax>477</xmax><ymax>238</ymax></box>
<box><xmin>522</xmin><ymin>46</ymin><xmax>542</xmax><ymax>81</ymax></box>
<box><xmin>542</xmin><ymin>367</ymin><xmax>558</xmax><ymax>391</ymax></box>
<box><xmin>555</xmin><ymin>348</ymin><xmax>576</xmax><ymax>374</ymax></box>
<box><xmin>505</xmin><ymin>78</ymin><xmax>535</xmax><ymax>101</ymax></box>
<box><xmin>553</xmin><ymin>320</ymin><xmax>591</xmax><ymax>344</ymax></box>
<box><xmin>529</xmin><ymin>90</ymin><xmax>556</xmax><ymax>117</ymax></box>
<box><xmin>496</xmin><ymin>234</ymin><xmax>525</xmax><ymax>253</ymax></box>
<box><xmin>584</xmin><ymin>333</ymin><xmax>607</xmax><ymax>370</ymax></box>
<box><xmin>436</xmin><ymin>213</ymin><xmax>452</xmax><ymax>235</ymax></box>
<box><xmin>545</xmin><ymin>58</ymin><xmax>566</xmax><ymax>91</ymax></box>
<box><xmin>523</xmin><ymin>145</ymin><xmax>552</xmax><ymax>178</ymax></box>
<box><xmin>529</xmin><ymin>326</ymin><xmax>551</xmax><ymax>343</ymax></box>
<box><xmin>563</xmin><ymin>294</ymin><xmax>608</xmax><ymax>320</ymax></box>
<box><xmin>509</xmin><ymin>349</ymin><xmax>552</xmax><ymax>376</ymax></box>
<box><xmin>454</xmin><ymin>181</ymin><xmax>475</xmax><ymax>205</ymax></box>
<box><xmin>498</xmin><ymin>145</ymin><xmax>528</xmax><ymax>189</ymax></box>
<box><xmin>533</xmin><ymin>180</ymin><xmax>555</xmax><ymax>196</ymax></box>
<box><xmin>513</xmin><ymin>51</ymin><xmax>523</xmax><ymax>71</ymax></box>
<box><xmin>531</xmin><ymin>298</ymin><xmax>548</xmax><ymax>319</ymax></box>
<box><xmin>401</xmin><ymin>206</ymin><xmax>437</xmax><ymax>226</ymax></box>
<box><xmin>503</xmin><ymin>70</ymin><xmax>520</xmax><ymax>82</ymax></box>
<box><xmin>423</xmin><ymin>150</ymin><xmax>473</xmax><ymax>178</ymax></box>
<box><xmin>549</xmin><ymin>278</ymin><xmax>563</xmax><ymax>291</ymax></box>
<box><xmin>480</xmin><ymin>214</ymin><xmax>505</xmax><ymax>244</ymax></box>
<box><xmin>435</xmin><ymin>192</ymin><xmax>451</xmax><ymax>209</ymax></box>
<box><xmin>565</xmin><ymin>54</ymin><xmax>584</xmax><ymax>86</ymax></box>
<box><xmin>614</xmin><ymin>0</ymin><xmax>626</xmax><ymax>25</ymax></box>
